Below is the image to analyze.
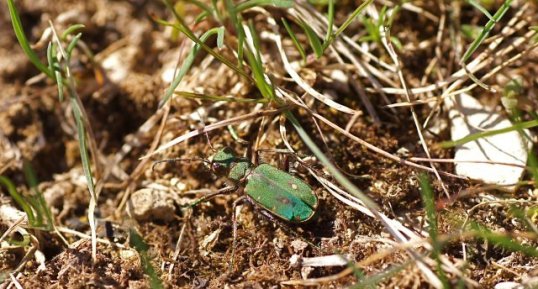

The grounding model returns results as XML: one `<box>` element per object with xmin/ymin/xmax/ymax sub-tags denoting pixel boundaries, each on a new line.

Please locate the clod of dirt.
<box><xmin>128</xmin><ymin>188</ymin><xmax>176</xmax><ymax>221</ymax></box>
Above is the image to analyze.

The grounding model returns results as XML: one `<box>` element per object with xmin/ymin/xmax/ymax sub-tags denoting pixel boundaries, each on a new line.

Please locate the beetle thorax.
<box><xmin>228</xmin><ymin>160</ymin><xmax>252</xmax><ymax>182</ymax></box>
<box><xmin>210</xmin><ymin>147</ymin><xmax>252</xmax><ymax>182</ymax></box>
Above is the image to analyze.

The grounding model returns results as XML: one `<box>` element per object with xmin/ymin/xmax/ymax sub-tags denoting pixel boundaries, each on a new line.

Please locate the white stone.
<box><xmin>494</xmin><ymin>281</ymin><xmax>523</xmax><ymax>289</ymax></box>
<box><xmin>446</xmin><ymin>93</ymin><xmax>531</xmax><ymax>191</ymax></box>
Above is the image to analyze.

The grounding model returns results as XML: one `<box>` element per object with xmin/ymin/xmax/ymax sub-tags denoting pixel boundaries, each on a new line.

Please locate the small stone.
<box><xmin>290</xmin><ymin>239</ymin><xmax>309</xmax><ymax>253</ymax></box>
<box><xmin>129</xmin><ymin>188</ymin><xmax>176</xmax><ymax>221</ymax></box>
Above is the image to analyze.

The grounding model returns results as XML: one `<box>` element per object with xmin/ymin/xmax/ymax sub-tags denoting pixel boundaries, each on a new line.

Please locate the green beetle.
<box><xmin>209</xmin><ymin>147</ymin><xmax>318</xmax><ymax>223</ymax></box>
<box><xmin>154</xmin><ymin>146</ymin><xmax>317</xmax><ymax>270</ymax></box>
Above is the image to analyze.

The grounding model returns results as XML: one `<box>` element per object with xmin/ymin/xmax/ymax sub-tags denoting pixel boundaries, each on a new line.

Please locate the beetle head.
<box><xmin>210</xmin><ymin>147</ymin><xmax>237</xmax><ymax>175</ymax></box>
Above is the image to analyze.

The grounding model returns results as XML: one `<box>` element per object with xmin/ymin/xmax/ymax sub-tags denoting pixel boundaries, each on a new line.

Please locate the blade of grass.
<box><xmin>161</xmin><ymin>0</ymin><xmax>250</xmax><ymax>81</ymax></box>
<box><xmin>157</xmin><ymin>26</ymin><xmax>225</xmax><ymax>107</ymax></box>
<box><xmin>460</xmin><ymin>0</ymin><xmax>512</xmax><ymax>64</ymax></box>
<box><xmin>440</xmin><ymin>119</ymin><xmax>538</xmax><ymax>148</ymax></box>
<box><xmin>61</xmin><ymin>24</ymin><xmax>85</xmax><ymax>40</ymax></box>
<box><xmin>129</xmin><ymin>229</ymin><xmax>164</xmax><ymax>289</ymax></box>
<box><xmin>468</xmin><ymin>0</ymin><xmax>495</xmax><ymax>21</ymax></box>
<box><xmin>298</xmin><ymin>19</ymin><xmax>323</xmax><ymax>58</ymax></box>
<box><xmin>282</xmin><ymin>18</ymin><xmax>307</xmax><ymax>63</ymax></box>
<box><xmin>225</xmin><ymin>0</ymin><xmax>275</xmax><ymax>101</ymax></box>
<box><xmin>70</xmin><ymin>97</ymin><xmax>95</xmax><ymax>196</ymax></box>
<box><xmin>66</xmin><ymin>33</ymin><xmax>82</xmax><ymax>59</ymax></box>
<box><xmin>0</xmin><ymin>176</ymin><xmax>36</xmax><ymax>225</ymax></box>
<box><xmin>47</xmin><ymin>42</ymin><xmax>64</xmax><ymax>101</ymax></box>
<box><xmin>324</xmin><ymin>0</ymin><xmax>334</xmax><ymax>43</ymax></box>
<box><xmin>322</xmin><ymin>0</ymin><xmax>373</xmax><ymax>50</ymax></box>
<box><xmin>70</xmin><ymin>94</ymin><xmax>98</xmax><ymax>259</ymax></box>
<box><xmin>285</xmin><ymin>111</ymin><xmax>378</xmax><ymax>210</ymax></box>
<box><xmin>23</xmin><ymin>161</ymin><xmax>55</xmax><ymax>231</ymax></box>
<box><xmin>7</xmin><ymin>231</ymin><xmax>31</xmax><ymax>247</ymax></box>
<box><xmin>419</xmin><ymin>173</ymin><xmax>450</xmax><ymax>288</ymax></box>
<box><xmin>470</xmin><ymin>222</ymin><xmax>538</xmax><ymax>257</ymax></box>
<box><xmin>236</xmin><ymin>0</ymin><xmax>293</xmax><ymax>12</ymax></box>
<box><xmin>7</xmin><ymin>0</ymin><xmax>53</xmax><ymax>78</ymax></box>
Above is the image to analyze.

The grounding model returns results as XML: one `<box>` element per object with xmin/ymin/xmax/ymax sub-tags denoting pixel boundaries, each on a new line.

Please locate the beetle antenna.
<box><xmin>151</xmin><ymin>157</ymin><xmax>210</xmax><ymax>172</ymax></box>
<box><xmin>205</xmin><ymin>132</ymin><xmax>214</xmax><ymax>151</ymax></box>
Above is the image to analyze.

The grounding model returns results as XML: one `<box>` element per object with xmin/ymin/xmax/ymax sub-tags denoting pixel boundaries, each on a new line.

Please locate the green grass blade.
<box><xmin>282</xmin><ymin>18</ymin><xmax>306</xmax><ymax>63</ymax></box>
<box><xmin>159</xmin><ymin>26</ymin><xmax>225</xmax><ymax>107</ymax></box>
<box><xmin>23</xmin><ymin>161</ymin><xmax>55</xmax><ymax>230</ymax></box>
<box><xmin>129</xmin><ymin>229</ymin><xmax>164</xmax><ymax>289</ymax></box>
<box><xmin>0</xmin><ymin>176</ymin><xmax>36</xmax><ymax>225</ymax></box>
<box><xmin>69</xmin><ymin>92</ymin><xmax>97</xmax><ymax>259</ymax></box>
<box><xmin>225</xmin><ymin>0</ymin><xmax>275</xmax><ymax>101</ymax></box>
<box><xmin>248</xmin><ymin>20</ymin><xmax>263</xmax><ymax>63</ymax></box>
<box><xmin>7</xmin><ymin>0</ymin><xmax>53</xmax><ymax>79</ymax></box>
<box><xmin>210</xmin><ymin>0</ymin><xmax>223</xmax><ymax>21</ymax></box>
<box><xmin>46</xmin><ymin>42</ymin><xmax>56</xmax><ymax>80</ymax></box>
<box><xmin>324</xmin><ymin>0</ymin><xmax>373</xmax><ymax>50</ymax></box>
<box><xmin>66</xmin><ymin>33</ymin><xmax>82</xmax><ymax>59</ymax></box>
<box><xmin>245</xmin><ymin>24</ymin><xmax>275</xmax><ymax>101</ymax></box>
<box><xmin>440</xmin><ymin>119</ymin><xmax>538</xmax><ymax>148</ymax></box>
<box><xmin>161</xmin><ymin>0</ymin><xmax>250</xmax><ymax>80</ymax></box>
<box><xmin>461</xmin><ymin>0</ymin><xmax>512</xmax><ymax>64</ymax></box>
<box><xmin>22</xmin><ymin>161</ymin><xmax>45</xmax><ymax>227</ymax></box>
<box><xmin>47</xmin><ymin>42</ymin><xmax>65</xmax><ymax>102</ymax></box>
<box><xmin>25</xmin><ymin>196</ymin><xmax>43</xmax><ymax>227</ymax></box>
<box><xmin>299</xmin><ymin>19</ymin><xmax>323</xmax><ymax>58</ymax></box>
<box><xmin>470</xmin><ymin>222</ymin><xmax>538</xmax><ymax>257</ymax></box>
<box><xmin>324</xmin><ymin>0</ymin><xmax>334</xmax><ymax>44</ymax></box>
<box><xmin>418</xmin><ymin>174</ymin><xmax>450</xmax><ymax>288</ymax></box>
<box><xmin>70</xmin><ymin>97</ymin><xmax>95</xmax><ymax>196</ymax></box>
<box><xmin>236</xmin><ymin>0</ymin><xmax>293</xmax><ymax>12</ymax></box>
<box><xmin>468</xmin><ymin>0</ymin><xmax>495</xmax><ymax>21</ymax></box>
<box><xmin>61</xmin><ymin>24</ymin><xmax>85</xmax><ymax>40</ymax></box>
<box><xmin>194</xmin><ymin>10</ymin><xmax>210</xmax><ymax>24</ymax></box>
<box><xmin>285</xmin><ymin>111</ymin><xmax>379</xmax><ymax>210</ymax></box>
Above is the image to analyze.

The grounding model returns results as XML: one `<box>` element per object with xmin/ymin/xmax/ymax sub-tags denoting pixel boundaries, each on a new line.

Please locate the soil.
<box><xmin>0</xmin><ymin>1</ymin><xmax>537</xmax><ymax>288</ymax></box>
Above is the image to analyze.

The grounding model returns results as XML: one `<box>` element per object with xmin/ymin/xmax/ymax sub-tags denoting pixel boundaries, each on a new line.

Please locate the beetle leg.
<box><xmin>257</xmin><ymin>208</ymin><xmax>321</xmax><ymax>251</ymax></box>
<box><xmin>187</xmin><ymin>185</ymin><xmax>237</xmax><ymax>208</ymax></box>
<box><xmin>230</xmin><ymin>195</ymin><xmax>247</xmax><ymax>273</ymax></box>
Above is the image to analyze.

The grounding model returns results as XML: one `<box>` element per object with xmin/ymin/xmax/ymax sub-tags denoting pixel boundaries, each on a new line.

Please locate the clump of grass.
<box><xmin>0</xmin><ymin>162</ymin><xmax>54</xmax><ymax>230</ymax></box>
<box><xmin>7</xmin><ymin>0</ymin><xmax>99</xmax><ymax>260</ymax></box>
